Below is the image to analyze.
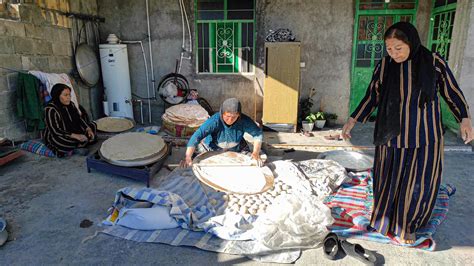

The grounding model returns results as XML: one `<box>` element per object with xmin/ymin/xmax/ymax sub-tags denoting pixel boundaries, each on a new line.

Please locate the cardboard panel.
<box><xmin>263</xmin><ymin>42</ymin><xmax>300</xmax><ymax>125</ymax></box>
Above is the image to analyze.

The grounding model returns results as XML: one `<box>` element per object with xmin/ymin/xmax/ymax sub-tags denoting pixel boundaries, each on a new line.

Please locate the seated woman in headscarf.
<box><xmin>43</xmin><ymin>83</ymin><xmax>97</xmax><ymax>157</ymax></box>
<box><xmin>180</xmin><ymin>98</ymin><xmax>264</xmax><ymax>167</ymax></box>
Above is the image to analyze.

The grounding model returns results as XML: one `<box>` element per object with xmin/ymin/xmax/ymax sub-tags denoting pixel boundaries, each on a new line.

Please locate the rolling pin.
<box><xmin>166</xmin><ymin>162</ymin><xmax>256</xmax><ymax>170</ymax></box>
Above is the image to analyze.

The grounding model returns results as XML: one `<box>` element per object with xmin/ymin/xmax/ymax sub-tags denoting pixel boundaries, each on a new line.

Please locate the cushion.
<box><xmin>19</xmin><ymin>139</ymin><xmax>72</xmax><ymax>157</ymax></box>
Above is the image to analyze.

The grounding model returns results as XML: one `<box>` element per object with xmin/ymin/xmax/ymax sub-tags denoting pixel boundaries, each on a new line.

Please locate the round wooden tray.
<box><xmin>192</xmin><ymin>151</ymin><xmax>274</xmax><ymax>195</ymax></box>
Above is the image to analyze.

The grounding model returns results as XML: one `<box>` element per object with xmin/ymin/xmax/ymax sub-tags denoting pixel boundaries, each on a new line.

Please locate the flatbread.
<box><xmin>192</xmin><ymin>151</ymin><xmax>270</xmax><ymax>194</ymax></box>
<box><xmin>194</xmin><ymin>166</ymin><xmax>267</xmax><ymax>194</ymax></box>
<box><xmin>198</xmin><ymin>151</ymin><xmax>252</xmax><ymax>165</ymax></box>
<box><xmin>162</xmin><ymin>104</ymin><xmax>209</xmax><ymax>126</ymax></box>
<box><xmin>96</xmin><ymin>117</ymin><xmax>134</xmax><ymax>133</ymax></box>
<box><xmin>100</xmin><ymin>132</ymin><xmax>165</xmax><ymax>161</ymax></box>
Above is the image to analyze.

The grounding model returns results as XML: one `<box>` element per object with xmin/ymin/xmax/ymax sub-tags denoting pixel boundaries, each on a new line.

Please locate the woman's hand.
<box><xmin>342</xmin><ymin>117</ymin><xmax>357</xmax><ymax>140</ymax></box>
<box><xmin>71</xmin><ymin>133</ymin><xmax>88</xmax><ymax>142</ymax></box>
<box><xmin>179</xmin><ymin>156</ymin><xmax>193</xmax><ymax>168</ymax></box>
<box><xmin>460</xmin><ymin>118</ymin><xmax>473</xmax><ymax>144</ymax></box>
<box><xmin>86</xmin><ymin>127</ymin><xmax>95</xmax><ymax>140</ymax></box>
<box><xmin>251</xmin><ymin>152</ymin><xmax>263</xmax><ymax>167</ymax></box>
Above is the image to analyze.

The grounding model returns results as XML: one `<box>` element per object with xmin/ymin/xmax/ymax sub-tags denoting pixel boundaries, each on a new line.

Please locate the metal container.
<box><xmin>317</xmin><ymin>150</ymin><xmax>374</xmax><ymax>172</ymax></box>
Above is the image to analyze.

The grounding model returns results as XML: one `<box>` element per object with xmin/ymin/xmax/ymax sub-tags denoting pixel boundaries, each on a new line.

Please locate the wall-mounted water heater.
<box><xmin>99</xmin><ymin>43</ymin><xmax>134</xmax><ymax>119</ymax></box>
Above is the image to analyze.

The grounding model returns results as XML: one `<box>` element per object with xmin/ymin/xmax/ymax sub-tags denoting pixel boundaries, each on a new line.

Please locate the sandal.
<box><xmin>340</xmin><ymin>239</ymin><xmax>377</xmax><ymax>265</ymax></box>
<box><xmin>323</xmin><ymin>233</ymin><xmax>341</xmax><ymax>260</ymax></box>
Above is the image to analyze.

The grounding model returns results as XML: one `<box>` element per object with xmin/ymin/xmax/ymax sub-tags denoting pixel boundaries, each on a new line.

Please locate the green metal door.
<box><xmin>350</xmin><ymin>0</ymin><xmax>418</xmax><ymax>115</ymax></box>
<box><xmin>427</xmin><ymin>0</ymin><xmax>458</xmax><ymax>130</ymax></box>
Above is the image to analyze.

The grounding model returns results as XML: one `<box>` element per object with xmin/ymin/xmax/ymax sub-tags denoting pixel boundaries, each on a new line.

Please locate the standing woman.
<box><xmin>43</xmin><ymin>83</ymin><xmax>97</xmax><ymax>157</ymax></box>
<box><xmin>342</xmin><ymin>22</ymin><xmax>472</xmax><ymax>244</ymax></box>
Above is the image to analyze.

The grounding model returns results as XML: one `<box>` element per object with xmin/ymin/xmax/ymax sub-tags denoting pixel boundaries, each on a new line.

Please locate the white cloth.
<box><xmin>29</xmin><ymin>71</ymin><xmax>81</xmax><ymax>114</ymax></box>
<box><xmin>200</xmin><ymin>160</ymin><xmax>334</xmax><ymax>249</ymax></box>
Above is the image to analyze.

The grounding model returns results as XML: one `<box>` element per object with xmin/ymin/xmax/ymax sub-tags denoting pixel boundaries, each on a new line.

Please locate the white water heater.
<box><xmin>99</xmin><ymin>44</ymin><xmax>134</xmax><ymax>119</ymax></box>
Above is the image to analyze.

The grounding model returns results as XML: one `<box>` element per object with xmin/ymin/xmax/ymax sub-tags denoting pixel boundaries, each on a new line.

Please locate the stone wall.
<box><xmin>458</xmin><ymin>0</ymin><xmax>474</xmax><ymax>124</ymax></box>
<box><xmin>0</xmin><ymin>0</ymin><xmax>98</xmax><ymax>141</ymax></box>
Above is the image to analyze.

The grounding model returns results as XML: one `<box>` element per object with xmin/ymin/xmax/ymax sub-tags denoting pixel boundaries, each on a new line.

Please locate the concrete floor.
<box><xmin>0</xmin><ymin>125</ymin><xmax>473</xmax><ymax>265</ymax></box>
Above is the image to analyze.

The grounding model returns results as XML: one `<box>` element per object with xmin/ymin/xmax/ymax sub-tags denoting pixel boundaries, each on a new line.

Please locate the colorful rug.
<box><xmin>324</xmin><ymin>171</ymin><xmax>455</xmax><ymax>251</ymax></box>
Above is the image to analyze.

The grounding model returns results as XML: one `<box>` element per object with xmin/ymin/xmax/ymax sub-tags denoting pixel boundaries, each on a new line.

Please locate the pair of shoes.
<box><xmin>73</xmin><ymin>148</ymin><xmax>89</xmax><ymax>156</ymax></box>
<box><xmin>0</xmin><ymin>218</ymin><xmax>8</xmax><ymax>246</ymax></box>
<box><xmin>323</xmin><ymin>233</ymin><xmax>377</xmax><ymax>265</ymax></box>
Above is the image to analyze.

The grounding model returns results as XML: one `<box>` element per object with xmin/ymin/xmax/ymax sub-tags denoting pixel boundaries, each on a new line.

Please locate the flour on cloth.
<box><xmin>100</xmin><ymin>132</ymin><xmax>165</xmax><ymax>161</ymax></box>
<box><xmin>296</xmin><ymin>159</ymin><xmax>349</xmax><ymax>198</ymax></box>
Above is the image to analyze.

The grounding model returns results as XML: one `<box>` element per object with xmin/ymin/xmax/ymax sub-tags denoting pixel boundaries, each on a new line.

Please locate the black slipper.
<box><xmin>323</xmin><ymin>233</ymin><xmax>340</xmax><ymax>260</ymax></box>
<box><xmin>340</xmin><ymin>240</ymin><xmax>377</xmax><ymax>265</ymax></box>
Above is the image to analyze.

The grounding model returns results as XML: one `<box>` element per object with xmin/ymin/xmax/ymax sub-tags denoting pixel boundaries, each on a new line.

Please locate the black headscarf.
<box><xmin>49</xmin><ymin>83</ymin><xmax>84</xmax><ymax>134</ymax></box>
<box><xmin>374</xmin><ymin>22</ymin><xmax>436</xmax><ymax>145</ymax></box>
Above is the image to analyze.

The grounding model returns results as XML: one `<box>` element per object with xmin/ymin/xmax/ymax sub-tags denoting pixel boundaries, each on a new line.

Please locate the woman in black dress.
<box><xmin>342</xmin><ymin>22</ymin><xmax>472</xmax><ymax>244</ymax></box>
<box><xmin>43</xmin><ymin>83</ymin><xmax>97</xmax><ymax>157</ymax></box>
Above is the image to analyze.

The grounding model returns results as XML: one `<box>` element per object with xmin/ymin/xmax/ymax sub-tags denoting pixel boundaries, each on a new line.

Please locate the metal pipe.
<box><xmin>132</xmin><ymin>99</ymin><xmax>144</xmax><ymax>124</ymax></box>
<box><xmin>183</xmin><ymin>0</ymin><xmax>192</xmax><ymax>53</ymax></box>
<box><xmin>122</xmin><ymin>40</ymin><xmax>152</xmax><ymax>124</ymax></box>
<box><xmin>178</xmin><ymin>0</ymin><xmax>192</xmax><ymax>73</ymax></box>
<box><xmin>140</xmin><ymin>100</ymin><xmax>144</xmax><ymax>124</ymax></box>
<box><xmin>146</xmin><ymin>0</ymin><xmax>156</xmax><ymax>119</ymax></box>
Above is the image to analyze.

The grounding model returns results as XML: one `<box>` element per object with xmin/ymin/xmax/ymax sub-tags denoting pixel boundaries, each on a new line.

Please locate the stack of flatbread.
<box><xmin>100</xmin><ymin>132</ymin><xmax>166</xmax><ymax>162</ymax></box>
<box><xmin>96</xmin><ymin>117</ymin><xmax>135</xmax><ymax>133</ymax></box>
<box><xmin>161</xmin><ymin>104</ymin><xmax>209</xmax><ymax>128</ymax></box>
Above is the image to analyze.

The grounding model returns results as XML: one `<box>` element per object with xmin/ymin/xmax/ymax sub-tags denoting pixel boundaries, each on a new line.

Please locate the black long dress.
<box><xmin>351</xmin><ymin>53</ymin><xmax>470</xmax><ymax>240</ymax></box>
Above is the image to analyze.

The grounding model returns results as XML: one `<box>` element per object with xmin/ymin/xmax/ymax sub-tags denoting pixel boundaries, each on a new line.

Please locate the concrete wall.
<box><xmin>0</xmin><ymin>0</ymin><xmax>98</xmax><ymax>141</ymax></box>
<box><xmin>98</xmin><ymin>0</ymin><xmax>354</xmax><ymax>125</ymax></box>
<box><xmin>259</xmin><ymin>0</ymin><xmax>353</xmax><ymax>124</ymax></box>
<box><xmin>97</xmin><ymin>0</ymin><xmax>469</xmax><ymax>127</ymax></box>
<box><xmin>98</xmin><ymin>0</ymin><xmax>257</xmax><ymax>124</ymax></box>
<box><xmin>458</xmin><ymin>0</ymin><xmax>474</xmax><ymax>122</ymax></box>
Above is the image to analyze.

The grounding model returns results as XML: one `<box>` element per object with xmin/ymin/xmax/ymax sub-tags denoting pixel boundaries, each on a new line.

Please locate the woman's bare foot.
<box><xmin>399</xmin><ymin>233</ymin><xmax>416</xmax><ymax>244</ymax></box>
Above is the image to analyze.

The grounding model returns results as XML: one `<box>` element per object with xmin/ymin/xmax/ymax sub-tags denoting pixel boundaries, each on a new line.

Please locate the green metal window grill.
<box><xmin>428</xmin><ymin>0</ymin><xmax>457</xmax><ymax>60</ymax></box>
<box><xmin>428</xmin><ymin>0</ymin><xmax>458</xmax><ymax>130</ymax></box>
<box><xmin>195</xmin><ymin>0</ymin><xmax>255</xmax><ymax>74</ymax></box>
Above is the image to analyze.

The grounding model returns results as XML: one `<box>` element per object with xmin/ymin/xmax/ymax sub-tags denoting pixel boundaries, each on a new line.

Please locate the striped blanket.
<box><xmin>324</xmin><ymin>171</ymin><xmax>455</xmax><ymax>251</ymax></box>
<box><xmin>102</xmin><ymin>167</ymin><xmax>302</xmax><ymax>263</ymax></box>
